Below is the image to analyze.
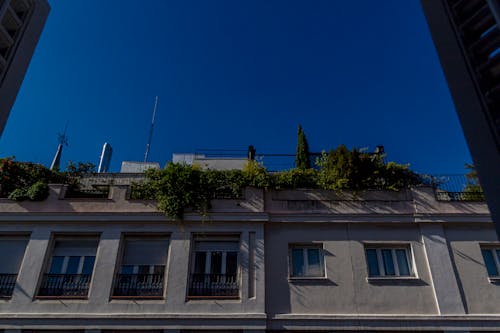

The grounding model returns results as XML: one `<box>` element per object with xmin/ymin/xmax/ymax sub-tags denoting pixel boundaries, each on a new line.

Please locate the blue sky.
<box><xmin>0</xmin><ymin>0</ymin><xmax>471</xmax><ymax>174</ymax></box>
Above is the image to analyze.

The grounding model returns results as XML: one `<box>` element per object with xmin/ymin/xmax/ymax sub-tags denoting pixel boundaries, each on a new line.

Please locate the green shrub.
<box><xmin>27</xmin><ymin>181</ymin><xmax>49</xmax><ymax>201</ymax></box>
<box><xmin>316</xmin><ymin>145</ymin><xmax>419</xmax><ymax>191</ymax></box>
<box><xmin>8</xmin><ymin>188</ymin><xmax>29</xmax><ymax>201</ymax></box>
<box><xmin>242</xmin><ymin>160</ymin><xmax>271</xmax><ymax>188</ymax></box>
<box><xmin>273</xmin><ymin>168</ymin><xmax>318</xmax><ymax>189</ymax></box>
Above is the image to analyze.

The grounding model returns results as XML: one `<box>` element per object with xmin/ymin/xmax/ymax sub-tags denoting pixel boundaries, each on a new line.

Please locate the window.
<box><xmin>48</xmin><ymin>256</ymin><xmax>95</xmax><ymax>275</ymax></box>
<box><xmin>289</xmin><ymin>245</ymin><xmax>325</xmax><ymax>278</ymax></box>
<box><xmin>113</xmin><ymin>236</ymin><xmax>169</xmax><ymax>298</ymax></box>
<box><xmin>38</xmin><ymin>237</ymin><xmax>99</xmax><ymax>298</ymax></box>
<box><xmin>481</xmin><ymin>246</ymin><xmax>500</xmax><ymax>278</ymax></box>
<box><xmin>188</xmin><ymin>234</ymin><xmax>240</xmax><ymax>298</ymax></box>
<box><xmin>0</xmin><ymin>236</ymin><xmax>29</xmax><ymax>298</ymax></box>
<box><xmin>365</xmin><ymin>246</ymin><xmax>413</xmax><ymax>277</ymax></box>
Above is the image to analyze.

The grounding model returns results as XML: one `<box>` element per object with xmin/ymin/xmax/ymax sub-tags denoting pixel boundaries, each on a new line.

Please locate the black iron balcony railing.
<box><xmin>0</xmin><ymin>274</ymin><xmax>17</xmax><ymax>298</ymax></box>
<box><xmin>113</xmin><ymin>273</ymin><xmax>164</xmax><ymax>297</ymax></box>
<box><xmin>38</xmin><ymin>274</ymin><xmax>91</xmax><ymax>297</ymax></box>
<box><xmin>188</xmin><ymin>273</ymin><xmax>239</xmax><ymax>298</ymax></box>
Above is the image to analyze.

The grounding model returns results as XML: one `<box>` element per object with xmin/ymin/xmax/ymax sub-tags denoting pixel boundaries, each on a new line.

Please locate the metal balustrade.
<box><xmin>113</xmin><ymin>274</ymin><xmax>164</xmax><ymax>297</ymax></box>
<box><xmin>0</xmin><ymin>274</ymin><xmax>17</xmax><ymax>298</ymax></box>
<box><xmin>38</xmin><ymin>274</ymin><xmax>91</xmax><ymax>297</ymax></box>
<box><xmin>423</xmin><ymin>174</ymin><xmax>485</xmax><ymax>202</ymax></box>
<box><xmin>188</xmin><ymin>273</ymin><xmax>239</xmax><ymax>298</ymax></box>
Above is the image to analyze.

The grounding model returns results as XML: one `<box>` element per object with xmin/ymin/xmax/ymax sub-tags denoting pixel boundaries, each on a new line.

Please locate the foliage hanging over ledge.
<box><xmin>132</xmin><ymin>145</ymin><xmax>421</xmax><ymax>219</ymax></box>
<box><xmin>0</xmin><ymin>157</ymin><xmax>64</xmax><ymax>201</ymax></box>
<box><xmin>0</xmin><ymin>157</ymin><xmax>96</xmax><ymax>201</ymax></box>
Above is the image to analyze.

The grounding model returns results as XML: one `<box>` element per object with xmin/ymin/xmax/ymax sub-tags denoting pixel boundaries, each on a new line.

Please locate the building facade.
<box><xmin>0</xmin><ymin>0</ymin><xmax>50</xmax><ymax>137</ymax></box>
<box><xmin>421</xmin><ymin>0</ymin><xmax>500</xmax><ymax>235</ymax></box>
<box><xmin>0</xmin><ymin>181</ymin><xmax>498</xmax><ymax>332</ymax></box>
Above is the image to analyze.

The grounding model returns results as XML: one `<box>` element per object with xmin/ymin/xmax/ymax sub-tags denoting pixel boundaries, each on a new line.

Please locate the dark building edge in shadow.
<box><xmin>0</xmin><ymin>0</ymin><xmax>50</xmax><ymax>137</ymax></box>
<box><xmin>421</xmin><ymin>0</ymin><xmax>500</xmax><ymax>237</ymax></box>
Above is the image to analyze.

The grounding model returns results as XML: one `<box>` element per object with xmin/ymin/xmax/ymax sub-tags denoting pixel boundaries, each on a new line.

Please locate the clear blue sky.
<box><xmin>0</xmin><ymin>0</ymin><xmax>472</xmax><ymax>174</ymax></box>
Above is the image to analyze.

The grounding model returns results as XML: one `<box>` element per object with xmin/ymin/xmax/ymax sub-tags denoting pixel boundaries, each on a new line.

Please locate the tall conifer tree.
<box><xmin>295</xmin><ymin>124</ymin><xmax>311</xmax><ymax>169</ymax></box>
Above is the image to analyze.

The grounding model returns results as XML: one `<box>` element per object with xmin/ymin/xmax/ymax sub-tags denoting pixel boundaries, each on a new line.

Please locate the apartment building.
<box><xmin>0</xmin><ymin>0</ymin><xmax>50</xmax><ymax>137</ymax></box>
<box><xmin>0</xmin><ymin>179</ymin><xmax>498</xmax><ymax>332</ymax></box>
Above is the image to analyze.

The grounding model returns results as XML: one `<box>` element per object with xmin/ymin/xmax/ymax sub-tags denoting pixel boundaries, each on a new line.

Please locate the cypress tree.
<box><xmin>295</xmin><ymin>125</ymin><xmax>311</xmax><ymax>169</ymax></box>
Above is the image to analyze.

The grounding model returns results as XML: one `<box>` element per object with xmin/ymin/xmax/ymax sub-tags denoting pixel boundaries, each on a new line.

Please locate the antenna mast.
<box><xmin>50</xmin><ymin>122</ymin><xmax>69</xmax><ymax>171</ymax></box>
<box><xmin>144</xmin><ymin>96</ymin><xmax>158</xmax><ymax>162</ymax></box>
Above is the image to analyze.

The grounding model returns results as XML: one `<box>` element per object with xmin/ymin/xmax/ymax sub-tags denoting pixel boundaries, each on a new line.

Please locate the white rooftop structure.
<box><xmin>120</xmin><ymin>161</ymin><xmax>160</xmax><ymax>173</ymax></box>
<box><xmin>173</xmin><ymin>153</ymin><xmax>248</xmax><ymax>170</ymax></box>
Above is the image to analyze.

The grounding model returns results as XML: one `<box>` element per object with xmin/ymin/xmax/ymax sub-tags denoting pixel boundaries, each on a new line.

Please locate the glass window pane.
<box><xmin>382</xmin><ymin>249</ymin><xmax>395</xmax><ymax>276</ymax></box>
<box><xmin>49</xmin><ymin>256</ymin><xmax>64</xmax><ymax>274</ymax></box>
<box><xmin>194</xmin><ymin>252</ymin><xmax>206</xmax><ymax>274</ymax></box>
<box><xmin>292</xmin><ymin>248</ymin><xmax>304</xmax><ymax>277</ymax></box>
<box><xmin>395</xmin><ymin>249</ymin><xmax>410</xmax><ymax>276</ymax></box>
<box><xmin>482</xmin><ymin>249</ymin><xmax>499</xmax><ymax>276</ymax></box>
<box><xmin>138</xmin><ymin>265</ymin><xmax>150</xmax><ymax>274</ymax></box>
<box><xmin>153</xmin><ymin>265</ymin><xmax>165</xmax><ymax>274</ymax></box>
<box><xmin>211</xmin><ymin>251</ymin><xmax>222</xmax><ymax>274</ymax></box>
<box><xmin>81</xmin><ymin>256</ymin><xmax>95</xmax><ymax>275</ymax></box>
<box><xmin>366</xmin><ymin>249</ymin><xmax>380</xmax><ymax>276</ymax></box>
<box><xmin>65</xmin><ymin>256</ymin><xmax>80</xmax><ymax>274</ymax></box>
<box><xmin>121</xmin><ymin>265</ymin><xmax>134</xmax><ymax>274</ymax></box>
<box><xmin>226</xmin><ymin>252</ymin><xmax>238</xmax><ymax>275</ymax></box>
<box><xmin>307</xmin><ymin>248</ymin><xmax>322</xmax><ymax>277</ymax></box>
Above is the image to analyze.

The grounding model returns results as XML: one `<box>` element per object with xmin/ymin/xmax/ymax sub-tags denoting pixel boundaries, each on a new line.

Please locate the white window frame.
<box><xmin>480</xmin><ymin>246</ymin><xmax>500</xmax><ymax>279</ymax></box>
<box><xmin>365</xmin><ymin>245</ymin><xmax>415</xmax><ymax>278</ymax></box>
<box><xmin>289</xmin><ymin>244</ymin><xmax>326</xmax><ymax>279</ymax></box>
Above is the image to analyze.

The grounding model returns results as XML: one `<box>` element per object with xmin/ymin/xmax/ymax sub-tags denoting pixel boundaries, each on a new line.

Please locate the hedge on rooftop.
<box><xmin>132</xmin><ymin>145</ymin><xmax>421</xmax><ymax>219</ymax></box>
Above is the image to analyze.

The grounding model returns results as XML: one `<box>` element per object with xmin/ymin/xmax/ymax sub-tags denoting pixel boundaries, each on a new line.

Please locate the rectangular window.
<box><xmin>38</xmin><ymin>237</ymin><xmax>99</xmax><ymax>298</ymax></box>
<box><xmin>113</xmin><ymin>236</ymin><xmax>169</xmax><ymax>298</ymax></box>
<box><xmin>188</xmin><ymin>234</ymin><xmax>240</xmax><ymax>298</ymax></box>
<box><xmin>365</xmin><ymin>246</ymin><xmax>413</xmax><ymax>278</ymax></box>
<box><xmin>481</xmin><ymin>247</ymin><xmax>500</xmax><ymax>277</ymax></box>
<box><xmin>289</xmin><ymin>245</ymin><xmax>325</xmax><ymax>278</ymax></box>
<box><xmin>0</xmin><ymin>236</ymin><xmax>29</xmax><ymax>298</ymax></box>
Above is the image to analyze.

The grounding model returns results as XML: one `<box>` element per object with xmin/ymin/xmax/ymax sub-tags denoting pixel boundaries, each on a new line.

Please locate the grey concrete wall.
<box><xmin>0</xmin><ymin>221</ymin><xmax>265</xmax><ymax>317</ymax></box>
<box><xmin>265</xmin><ymin>223</ymin><xmax>437</xmax><ymax>316</ymax></box>
<box><xmin>0</xmin><ymin>186</ymin><xmax>496</xmax><ymax>331</ymax></box>
<box><xmin>445</xmin><ymin>224</ymin><xmax>500</xmax><ymax>314</ymax></box>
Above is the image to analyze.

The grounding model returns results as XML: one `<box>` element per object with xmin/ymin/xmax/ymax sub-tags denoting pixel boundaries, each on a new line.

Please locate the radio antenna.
<box><xmin>144</xmin><ymin>96</ymin><xmax>158</xmax><ymax>162</ymax></box>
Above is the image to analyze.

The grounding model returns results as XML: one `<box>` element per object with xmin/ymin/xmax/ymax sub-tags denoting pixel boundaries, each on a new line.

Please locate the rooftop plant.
<box><xmin>0</xmin><ymin>157</ymin><xmax>64</xmax><ymax>201</ymax></box>
<box><xmin>132</xmin><ymin>145</ymin><xmax>421</xmax><ymax>219</ymax></box>
<box><xmin>295</xmin><ymin>124</ymin><xmax>311</xmax><ymax>170</ymax></box>
<box><xmin>0</xmin><ymin>157</ymin><xmax>96</xmax><ymax>201</ymax></box>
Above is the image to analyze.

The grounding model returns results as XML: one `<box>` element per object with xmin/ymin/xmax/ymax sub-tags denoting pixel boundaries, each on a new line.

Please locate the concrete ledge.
<box><xmin>269</xmin><ymin>314</ymin><xmax>500</xmax><ymax>331</ymax></box>
<box><xmin>0</xmin><ymin>313</ymin><xmax>267</xmax><ymax>331</ymax></box>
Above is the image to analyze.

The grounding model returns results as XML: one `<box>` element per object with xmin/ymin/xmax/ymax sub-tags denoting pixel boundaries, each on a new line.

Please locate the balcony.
<box><xmin>188</xmin><ymin>273</ymin><xmax>239</xmax><ymax>298</ymax></box>
<box><xmin>0</xmin><ymin>274</ymin><xmax>17</xmax><ymax>298</ymax></box>
<box><xmin>113</xmin><ymin>273</ymin><xmax>164</xmax><ymax>298</ymax></box>
<box><xmin>38</xmin><ymin>274</ymin><xmax>91</xmax><ymax>298</ymax></box>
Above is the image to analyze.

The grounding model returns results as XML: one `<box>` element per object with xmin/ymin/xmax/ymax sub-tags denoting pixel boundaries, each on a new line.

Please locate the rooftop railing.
<box><xmin>423</xmin><ymin>174</ymin><xmax>485</xmax><ymax>202</ymax></box>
